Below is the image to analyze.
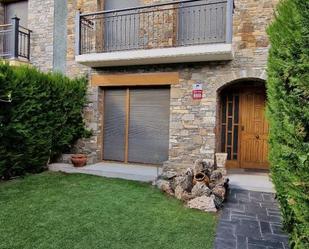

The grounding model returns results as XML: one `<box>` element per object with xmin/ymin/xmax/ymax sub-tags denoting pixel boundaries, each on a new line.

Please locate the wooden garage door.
<box><xmin>103</xmin><ymin>87</ymin><xmax>170</xmax><ymax>165</ymax></box>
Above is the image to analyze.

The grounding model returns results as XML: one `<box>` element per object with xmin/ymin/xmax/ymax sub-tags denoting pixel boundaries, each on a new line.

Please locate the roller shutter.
<box><xmin>103</xmin><ymin>89</ymin><xmax>126</xmax><ymax>162</ymax></box>
<box><xmin>103</xmin><ymin>87</ymin><xmax>170</xmax><ymax>165</ymax></box>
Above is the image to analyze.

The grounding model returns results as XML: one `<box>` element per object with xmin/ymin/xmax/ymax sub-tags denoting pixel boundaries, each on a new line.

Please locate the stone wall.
<box><xmin>166</xmin><ymin>0</ymin><xmax>278</xmax><ymax>170</ymax></box>
<box><xmin>140</xmin><ymin>0</ymin><xmax>177</xmax><ymax>48</ymax></box>
<box><xmin>28</xmin><ymin>0</ymin><xmax>54</xmax><ymax>71</ymax></box>
<box><xmin>65</xmin><ymin>0</ymin><xmax>103</xmax><ymax>163</ymax></box>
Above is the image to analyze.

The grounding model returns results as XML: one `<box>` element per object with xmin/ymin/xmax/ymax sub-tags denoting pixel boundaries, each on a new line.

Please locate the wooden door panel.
<box><xmin>240</xmin><ymin>89</ymin><xmax>269</xmax><ymax>169</ymax></box>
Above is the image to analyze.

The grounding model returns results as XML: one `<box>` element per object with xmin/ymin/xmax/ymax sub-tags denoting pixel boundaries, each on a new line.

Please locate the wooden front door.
<box><xmin>239</xmin><ymin>88</ymin><xmax>269</xmax><ymax>169</ymax></box>
<box><xmin>220</xmin><ymin>86</ymin><xmax>269</xmax><ymax>169</ymax></box>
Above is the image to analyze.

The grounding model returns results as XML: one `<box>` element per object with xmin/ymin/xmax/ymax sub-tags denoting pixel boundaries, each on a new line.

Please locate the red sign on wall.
<box><xmin>192</xmin><ymin>83</ymin><xmax>203</xmax><ymax>100</ymax></box>
<box><xmin>192</xmin><ymin>90</ymin><xmax>203</xmax><ymax>99</ymax></box>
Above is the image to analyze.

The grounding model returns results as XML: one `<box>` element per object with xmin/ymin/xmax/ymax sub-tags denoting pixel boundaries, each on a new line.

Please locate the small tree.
<box><xmin>267</xmin><ymin>0</ymin><xmax>309</xmax><ymax>248</ymax></box>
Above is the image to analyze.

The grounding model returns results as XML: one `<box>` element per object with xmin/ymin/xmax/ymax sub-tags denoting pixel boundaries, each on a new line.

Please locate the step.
<box><xmin>49</xmin><ymin>162</ymin><xmax>162</xmax><ymax>182</ymax></box>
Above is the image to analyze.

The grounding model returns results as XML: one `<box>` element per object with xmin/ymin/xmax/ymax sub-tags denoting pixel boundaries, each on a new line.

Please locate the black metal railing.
<box><xmin>0</xmin><ymin>17</ymin><xmax>31</xmax><ymax>60</ymax></box>
<box><xmin>76</xmin><ymin>0</ymin><xmax>234</xmax><ymax>55</ymax></box>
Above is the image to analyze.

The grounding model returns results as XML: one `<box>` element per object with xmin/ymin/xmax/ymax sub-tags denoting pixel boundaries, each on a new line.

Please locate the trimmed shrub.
<box><xmin>267</xmin><ymin>0</ymin><xmax>309</xmax><ymax>248</ymax></box>
<box><xmin>0</xmin><ymin>64</ymin><xmax>88</xmax><ymax>179</ymax></box>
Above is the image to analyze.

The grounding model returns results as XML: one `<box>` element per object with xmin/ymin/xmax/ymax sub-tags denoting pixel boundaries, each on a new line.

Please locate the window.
<box><xmin>5</xmin><ymin>0</ymin><xmax>28</xmax><ymax>27</ymax></box>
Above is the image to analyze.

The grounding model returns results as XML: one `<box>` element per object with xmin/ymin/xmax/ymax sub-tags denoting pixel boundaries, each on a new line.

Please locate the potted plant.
<box><xmin>71</xmin><ymin>154</ymin><xmax>87</xmax><ymax>167</ymax></box>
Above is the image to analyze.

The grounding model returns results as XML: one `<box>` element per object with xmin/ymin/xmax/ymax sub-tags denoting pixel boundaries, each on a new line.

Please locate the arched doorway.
<box><xmin>217</xmin><ymin>79</ymin><xmax>269</xmax><ymax>169</ymax></box>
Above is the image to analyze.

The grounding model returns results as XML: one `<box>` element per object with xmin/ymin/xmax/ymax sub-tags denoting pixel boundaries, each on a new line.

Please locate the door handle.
<box><xmin>256</xmin><ymin>135</ymin><xmax>260</xmax><ymax>139</ymax></box>
<box><xmin>241</xmin><ymin>125</ymin><xmax>245</xmax><ymax>131</ymax></box>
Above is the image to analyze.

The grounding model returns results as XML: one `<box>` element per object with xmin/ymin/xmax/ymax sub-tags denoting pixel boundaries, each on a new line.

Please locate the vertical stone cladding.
<box><xmin>65</xmin><ymin>0</ymin><xmax>103</xmax><ymax>163</ymax></box>
<box><xmin>28</xmin><ymin>0</ymin><xmax>55</xmax><ymax>71</ymax></box>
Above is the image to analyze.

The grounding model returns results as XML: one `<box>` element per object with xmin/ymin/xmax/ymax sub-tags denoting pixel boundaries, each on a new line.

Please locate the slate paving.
<box><xmin>215</xmin><ymin>189</ymin><xmax>290</xmax><ymax>249</ymax></box>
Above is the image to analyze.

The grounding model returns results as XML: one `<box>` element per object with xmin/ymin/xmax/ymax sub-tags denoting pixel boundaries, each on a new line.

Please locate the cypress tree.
<box><xmin>267</xmin><ymin>0</ymin><xmax>309</xmax><ymax>248</ymax></box>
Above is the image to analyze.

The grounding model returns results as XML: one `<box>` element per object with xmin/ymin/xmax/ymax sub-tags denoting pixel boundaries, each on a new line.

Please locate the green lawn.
<box><xmin>0</xmin><ymin>172</ymin><xmax>217</xmax><ymax>249</ymax></box>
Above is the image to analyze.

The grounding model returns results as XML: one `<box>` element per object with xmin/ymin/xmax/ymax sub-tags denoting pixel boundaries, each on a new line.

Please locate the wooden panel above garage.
<box><xmin>91</xmin><ymin>72</ymin><xmax>179</xmax><ymax>87</ymax></box>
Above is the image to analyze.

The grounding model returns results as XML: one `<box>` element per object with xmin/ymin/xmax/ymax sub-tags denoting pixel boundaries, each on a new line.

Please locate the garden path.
<box><xmin>215</xmin><ymin>189</ymin><xmax>290</xmax><ymax>249</ymax></box>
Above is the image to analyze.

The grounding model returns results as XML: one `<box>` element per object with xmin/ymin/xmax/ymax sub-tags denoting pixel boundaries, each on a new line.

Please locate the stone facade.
<box><xmin>76</xmin><ymin>0</ymin><xmax>277</xmax><ymax>169</ymax></box>
<box><xmin>1</xmin><ymin>0</ymin><xmax>279</xmax><ymax>169</ymax></box>
<box><xmin>165</xmin><ymin>0</ymin><xmax>278</xmax><ymax>168</ymax></box>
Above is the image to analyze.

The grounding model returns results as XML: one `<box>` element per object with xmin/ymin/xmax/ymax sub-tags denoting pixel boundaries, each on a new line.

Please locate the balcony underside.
<box><xmin>76</xmin><ymin>43</ymin><xmax>233</xmax><ymax>67</ymax></box>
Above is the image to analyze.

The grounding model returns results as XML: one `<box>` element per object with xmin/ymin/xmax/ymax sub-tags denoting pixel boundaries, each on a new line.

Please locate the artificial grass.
<box><xmin>0</xmin><ymin>172</ymin><xmax>217</xmax><ymax>249</ymax></box>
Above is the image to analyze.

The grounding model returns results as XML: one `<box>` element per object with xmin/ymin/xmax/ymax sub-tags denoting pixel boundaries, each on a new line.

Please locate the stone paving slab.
<box><xmin>215</xmin><ymin>189</ymin><xmax>290</xmax><ymax>249</ymax></box>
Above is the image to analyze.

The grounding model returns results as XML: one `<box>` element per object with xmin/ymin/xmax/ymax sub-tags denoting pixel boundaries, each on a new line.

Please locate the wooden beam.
<box><xmin>91</xmin><ymin>72</ymin><xmax>179</xmax><ymax>87</ymax></box>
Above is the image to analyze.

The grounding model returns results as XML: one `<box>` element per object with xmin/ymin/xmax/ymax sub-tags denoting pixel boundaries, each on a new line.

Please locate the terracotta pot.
<box><xmin>71</xmin><ymin>154</ymin><xmax>87</xmax><ymax>167</ymax></box>
<box><xmin>193</xmin><ymin>172</ymin><xmax>210</xmax><ymax>187</ymax></box>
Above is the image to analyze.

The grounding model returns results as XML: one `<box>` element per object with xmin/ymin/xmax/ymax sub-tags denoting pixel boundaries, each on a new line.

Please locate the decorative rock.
<box><xmin>191</xmin><ymin>182</ymin><xmax>212</xmax><ymax>197</ymax></box>
<box><xmin>212</xmin><ymin>194</ymin><xmax>225</xmax><ymax>209</ymax></box>
<box><xmin>175</xmin><ymin>185</ymin><xmax>185</xmax><ymax>200</ymax></box>
<box><xmin>187</xmin><ymin>196</ymin><xmax>217</xmax><ymax>212</ymax></box>
<box><xmin>175</xmin><ymin>189</ymin><xmax>192</xmax><ymax>201</ymax></box>
<box><xmin>212</xmin><ymin>186</ymin><xmax>226</xmax><ymax>199</ymax></box>
<box><xmin>217</xmin><ymin>168</ymin><xmax>227</xmax><ymax>177</ymax></box>
<box><xmin>173</xmin><ymin>174</ymin><xmax>193</xmax><ymax>192</ymax></box>
<box><xmin>156</xmin><ymin>158</ymin><xmax>229</xmax><ymax>212</ymax></box>
<box><xmin>185</xmin><ymin>167</ymin><xmax>194</xmax><ymax>177</ymax></box>
<box><xmin>208</xmin><ymin>182</ymin><xmax>216</xmax><ymax>189</ymax></box>
<box><xmin>210</xmin><ymin>170</ymin><xmax>223</xmax><ymax>182</ymax></box>
<box><xmin>203</xmin><ymin>160</ymin><xmax>215</xmax><ymax>177</ymax></box>
<box><xmin>209</xmin><ymin>178</ymin><xmax>226</xmax><ymax>189</ymax></box>
<box><xmin>193</xmin><ymin>159</ymin><xmax>205</xmax><ymax>175</ymax></box>
<box><xmin>160</xmin><ymin>171</ymin><xmax>177</xmax><ymax>180</ymax></box>
<box><xmin>181</xmin><ymin>191</ymin><xmax>193</xmax><ymax>202</ymax></box>
<box><xmin>156</xmin><ymin>180</ymin><xmax>174</xmax><ymax>195</ymax></box>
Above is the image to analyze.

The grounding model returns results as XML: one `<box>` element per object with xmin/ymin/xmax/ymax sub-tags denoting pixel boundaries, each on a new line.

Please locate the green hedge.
<box><xmin>267</xmin><ymin>0</ymin><xmax>309</xmax><ymax>248</ymax></box>
<box><xmin>0</xmin><ymin>64</ymin><xmax>88</xmax><ymax>179</ymax></box>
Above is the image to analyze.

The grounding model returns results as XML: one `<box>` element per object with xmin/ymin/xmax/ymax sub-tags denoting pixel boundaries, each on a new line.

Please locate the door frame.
<box><xmin>217</xmin><ymin>83</ymin><xmax>268</xmax><ymax>169</ymax></box>
<box><xmin>96</xmin><ymin>72</ymin><xmax>179</xmax><ymax>163</ymax></box>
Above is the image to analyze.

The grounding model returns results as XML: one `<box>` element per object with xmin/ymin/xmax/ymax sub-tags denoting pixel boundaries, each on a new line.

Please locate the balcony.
<box><xmin>75</xmin><ymin>0</ymin><xmax>234</xmax><ymax>67</ymax></box>
<box><xmin>0</xmin><ymin>17</ymin><xmax>31</xmax><ymax>62</ymax></box>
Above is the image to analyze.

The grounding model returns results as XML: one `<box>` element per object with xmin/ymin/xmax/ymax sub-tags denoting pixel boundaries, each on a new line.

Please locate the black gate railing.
<box><xmin>0</xmin><ymin>17</ymin><xmax>31</xmax><ymax>60</ymax></box>
<box><xmin>76</xmin><ymin>0</ymin><xmax>234</xmax><ymax>55</ymax></box>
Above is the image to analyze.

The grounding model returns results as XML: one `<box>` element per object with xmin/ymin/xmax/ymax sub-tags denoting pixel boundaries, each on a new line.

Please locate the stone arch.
<box><xmin>214</xmin><ymin>68</ymin><xmax>267</xmax><ymax>93</ymax></box>
<box><xmin>217</xmin><ymin>77</ymin><xmax>266</xmax><ymax>94</ymax></box>
<box><xmin>214</xmin><ymin>74</ymin><xmax>267</xmax><ymax>165</ymax></box>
